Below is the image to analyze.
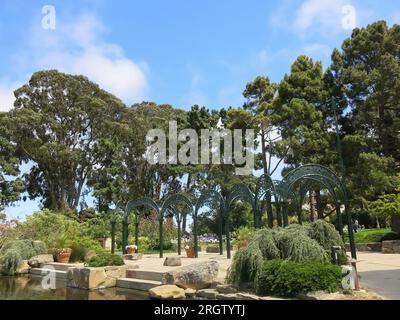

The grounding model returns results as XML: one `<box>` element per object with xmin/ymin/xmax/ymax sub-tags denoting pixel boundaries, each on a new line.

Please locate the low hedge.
<box><xmin>255</xmin><ymin>259</ymin><xmax>342</xmax><ymax>297</ymax></box>
<box><xmin>85</xmin><ymin>252</ymin><xmax>124</xmax><ymax>267</ymax></box>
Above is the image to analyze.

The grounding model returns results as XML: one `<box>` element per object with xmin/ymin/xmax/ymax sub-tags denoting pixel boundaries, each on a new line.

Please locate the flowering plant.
<box><xmin>54</xmin><ymin>248</ymin><xmax>72</xmax><ymax>255</ymax></box>
<box><xmin>125</xmin><ymin>245</ymin><xmax>137</xmax><ymax>250</ymax></box>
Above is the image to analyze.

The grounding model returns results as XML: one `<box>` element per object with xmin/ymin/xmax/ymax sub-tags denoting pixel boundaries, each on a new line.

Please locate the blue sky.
<box><xmin>1</xmin><ymin>0</ymin><xmax>399</xmax><ymax>219</ymax></box>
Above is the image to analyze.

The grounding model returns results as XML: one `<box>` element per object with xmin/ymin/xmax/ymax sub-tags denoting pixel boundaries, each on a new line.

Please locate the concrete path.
<box><xmin>356</xmin><ymin>252</ymin><xmax>400</xmax><ymax>300</ymax></box>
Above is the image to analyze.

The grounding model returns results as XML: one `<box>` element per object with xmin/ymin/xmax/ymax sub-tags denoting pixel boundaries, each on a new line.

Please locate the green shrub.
<box><xmin>0</xmin><ymin>239</ymin><xmax>47</xmax><ymax>275</ymax></box>
<box><xmin>273</xmin><ymin>227</ymin><xmax>329</xmax><ymax>263</ymax></box>
<box><xmin>0</xmin><ymin>249</ymin><xmax>22</xmax><ymax>275</ymax></box>
<box><xmin>252</xmin><ymin>229</ymin><xmax>280</xmax><ymax>260</ymax></box>
<box><xmin>226</xmin><ymin>225</ymin><xmax>330</xmax><ymax>287</ymax></box>
<box><xmin>138</xmin><ymin>236</ymin><xmax>151</xmax><ymax>251</ymax></box>
<box><xmin>226</xmin><ymin>243</ymin><xmax>263</xmax><ymax>287</ymax></box>
<box><xmin>86</xmin><ymin>252</ymin><xmax>124</xmax><ymax>267</ymax></box>
<box><xmin>69</xmin><ymin>243</ymin><xmax>88</xmax><ymax>262</ymax></box>
<box><xmin>33</xmin><ymin>241</ymin><xmax>48</xmax><ymax>255</ymax></box>
<box><xmin>308</xmin><ymin>220</ymin><xmax>347</xmax><ymax>265</ymax></box>
<box><xmin>255</xmin><ymin>259</ymin><xmax>342</xmax><ymax>297</ymax></box>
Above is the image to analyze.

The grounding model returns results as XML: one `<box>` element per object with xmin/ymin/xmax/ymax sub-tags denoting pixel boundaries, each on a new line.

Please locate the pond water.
<box><xmin>0</xmin><ymin>275</ymin><xmax>149</xmax><ymax>300</ymax></box>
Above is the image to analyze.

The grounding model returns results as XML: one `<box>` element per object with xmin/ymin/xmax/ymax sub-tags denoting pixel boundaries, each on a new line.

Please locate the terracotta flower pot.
<box><xmin>185</xmin><ymin>247</ymin><xmax>195</xmax><ymax>258</ymax></box>
<box><xmin>126</xmin><ymin>247</ymin><xmax>136</xmax><ymax>254</ymax></box>
<box><xmin>56</xmin><ymin>252</ymin><xmax>71</xmax><ymax>264</ymax></box>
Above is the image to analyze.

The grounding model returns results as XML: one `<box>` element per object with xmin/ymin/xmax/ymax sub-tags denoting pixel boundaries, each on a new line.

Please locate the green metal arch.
<box><xmin>161</xmin><ymin>194</ymin><xmax>194</xmax><ymax>256</ymax></box>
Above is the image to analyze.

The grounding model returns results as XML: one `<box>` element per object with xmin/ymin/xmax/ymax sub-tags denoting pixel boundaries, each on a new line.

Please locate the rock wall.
<box><xmin>381</xmin><ymin>240</ymin><xmax>400</xmax><ymax>254</ymax></box>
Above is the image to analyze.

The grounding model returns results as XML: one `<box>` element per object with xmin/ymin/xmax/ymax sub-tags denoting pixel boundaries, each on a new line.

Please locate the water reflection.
<box><xmin>0</xmin><ymin>276</ymin><xmax>149</xmax><ymax>300</ymax></box>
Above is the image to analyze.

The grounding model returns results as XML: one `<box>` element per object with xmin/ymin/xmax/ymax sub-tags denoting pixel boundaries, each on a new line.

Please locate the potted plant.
<box><xmin>54</xmin><ymin>235</ymin><xmax>72</xmax><ymax>263</ymax></box>
<box><xmin>125</xmin><ymin>245</ymin><xmax>137</xmax><ymax>254</ymax></box>
<box><xmin>54</xmin><ymin>248</ymin><xmax>72</xmax><ymax>263</ymax></box>
<box><xmin>184</xmin><ymin>240</ymin><xmax>195</xmax><ymax>258</ymax></box>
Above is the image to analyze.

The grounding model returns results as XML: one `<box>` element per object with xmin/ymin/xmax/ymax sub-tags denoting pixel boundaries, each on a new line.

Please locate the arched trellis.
<box><xmin>282</xmin><ymin>164</ymin><xmax>356</xmax><ymax>259</ymax></box>
<box><xmin>194</xmin><ymin>189</ymin><xmax>225</xmax><ymax>258</ymax></box>
<box><xmin>124</xmin><ymin>197</ymin><xmax>162</xmax><ymax>256</ymax></box>
<box><xmin>161</xmin><ymin>194</ymin><xmax>194</xmax><ymax>256</ymax></box>
<box><xmin>118</xmin><ymin>164</ymin><xmax>356</xmax><ymax>260</ymax></box>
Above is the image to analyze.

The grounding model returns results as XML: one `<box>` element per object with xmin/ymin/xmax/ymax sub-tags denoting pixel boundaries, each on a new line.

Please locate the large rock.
<box><xmin>184</xmin><ymin>288</ymin><xmax>196</xmax><ymax>298</ymax></box>
<box><xmin>149</xmin><ymin>285</ymin><xmax>185</xmax><ymax>299</ymax></box>
<box><xmin>206</xmin><ymin>246</ymin><xmax>220</xmax><ymax>253</ymax></box>
<box><xmin>382</xmin><ymin>240</ymin><xmax>400</xmax><ymax>254</ymax></box>
<box><xmin>67</xmin><ymin>266</ymin><xmax>128</xmax><ymax>290</ymax></box>
<box><xmin>28</xmin><ymin>254</ymin><xmax>54</xmax><ymax>268</ymax></box>
<box><xmin>16</xmin><ymin>260</ymin><xmax>30</xmax><ymax>274</ymax></box>
<box><xmin>103</xmin><ymin>265</ymin><xmax>128</xmax><ymax>287</ymax></box>
<box><xmin>67</xmin><ymin>267</ymin><xmax>107</xmax><ymax>290</ymax></box>
<box><xmin>162</xmin><ymin>261</ymin><xmax>219</xmax><ymax>290</ymax></box>
<box><xmin>196</xmin><ymin>289</ymin><xmax>218</xmax><ymax>299</ymax></box>
<box><xmin>216</xmin><ymin>284</ymin><xmax>237</xmax><ymax>294</ymax></box>
<box><xmin>163</xmin><ymin>257</ymin><xmax>182</xmax><ymax>266</ymax></box>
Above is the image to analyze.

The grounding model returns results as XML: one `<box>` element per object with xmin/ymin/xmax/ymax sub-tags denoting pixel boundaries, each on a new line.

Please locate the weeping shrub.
<box><xmin>252</xmin><ymin>229</ymin><xmax>280</xmax><ymax>260</ymax></box>
<box><xmin>308</xmin><ymin>220</ymin><xmax>348</xmax><ymax>265</ymax></box>
<box><xmin>0</xmin><ymin>240</ymin><xmax>47</xmax><ymax>275</ymax></box>
<box><xmin>227</xmin><ymin>225</ymin><xmax>329</xmax><ymax>287</ymax></box>
<box><xmin>273</xmin><ymin>227</ymin><xmax>329</xmax><ymax>263</ymax></box>
<box><xmin>226</xmin><ymin>243</ymin><xmax>263</xmax><ymax>287</ymax></box>
<box><xmin>0</xmin><ymin>250</ymin><xmax>21</xmax><ymax>275</ymax></box>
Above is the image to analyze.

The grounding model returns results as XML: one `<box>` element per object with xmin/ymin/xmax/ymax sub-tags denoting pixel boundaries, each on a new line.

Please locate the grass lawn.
<box><xmin>345</xmin><ymin>228</ymin><xmax>400</xmax><ymax>244</ymax></box>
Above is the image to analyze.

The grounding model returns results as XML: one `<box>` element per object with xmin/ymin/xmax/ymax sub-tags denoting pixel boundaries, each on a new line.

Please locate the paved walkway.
<box><xmin>356</xmin><ymin>252</ymin><xmax>400</xmax><ymax>300</ymax></box>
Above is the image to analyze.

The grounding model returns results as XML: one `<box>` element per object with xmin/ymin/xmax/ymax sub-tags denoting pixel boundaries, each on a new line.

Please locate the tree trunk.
<box><xmin>309</xmin><ymin>191</ymin><xmax>315</xmax><ymax>222</ymax></box>
<box><xmin>260</xmin><ymin>126</ymin><xmax>274</xmax><ymax>228</ymax></box>
<box><xmin>315</xmin><ymin>189</ymin><xmax>324</xmax><ymax>219</ymax></box>
<box><xmin>182</xmin><ymin>173</ymin><xmax>191</xmax><ymax>233</ymax></box>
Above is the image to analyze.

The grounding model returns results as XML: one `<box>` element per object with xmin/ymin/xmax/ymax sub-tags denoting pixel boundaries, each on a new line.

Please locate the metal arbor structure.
<box><xmin>116</xmin><ymin>164</ymin><xmax>356</xmax><ymax>260</ymax></box>
<box><xmin>279</xmin><ymin>164</ymin><xmax>356</xmax><ymax>259</ymax></box>
<box><xmin>123</xmin><ymin>194</ymin><xmax>194</xmax><ymax>258</ymax></box>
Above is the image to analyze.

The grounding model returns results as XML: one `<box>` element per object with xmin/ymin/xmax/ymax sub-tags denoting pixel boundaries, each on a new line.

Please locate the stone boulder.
<box><xmin>162</xmin><ymin>260</ymin><xmax>219</xmax><ymax>290</ymax></box>
<box><xmin>16</xmin><ymin>260</ymin><xmax>30</xmax><ymax>274</ymax></box>
<box><xmin>28</xmin><ymin>254</ymin><xmax>54</xmax><ymax>268</ymax></box>
<box><xmin>67</xmin><ymin>265</ymin><xmax>128</xmax><ymax>290</ymax></box>
<box><xmin>149</xmin><ymin>285</ymin><xmax>185</xmax><ymax>300</ymax></box>
<box><xmin>103</xmin><ymin>265</ymin><xmax>128</xmax><ymax>287</ymax></box>
<box><xmin>184</xmin><ymin>288</ymin><xmax>196</xmax><ymax>298</ymax></box>
<box><xmin>216</xmin><ymin>284</ymin><xmax>237</xmax><ymax>294</ymax></box>
<box><xmin>67</xmin><ymin>267</ymin><xmax>107</xmax><ymax>290</ymax></box>
<box><xmin>196</xmin><ymin>288</ymin><xmax>218</xmax><ymax>299</ymax></box>
<box><xmin>163</xmin><ymin>257</ymin><xmax>182</xmax><ymax>266</ymax></box>
<box><xmin>382</xmin><ymin>240</ymin><xmax>400</xmax><ymax>254</ymax></box>
<box><xmin>206</xmin><ymin>246</ymin><xmax>220</xmax><ymax>253</ymax></box>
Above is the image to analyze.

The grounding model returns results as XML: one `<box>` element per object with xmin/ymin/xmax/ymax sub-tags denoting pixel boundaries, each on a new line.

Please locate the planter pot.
<box><xmin>126</xmin><ymin>247</ymin><xmax>136</xmax><ymax>254</ymax></box>
<box><xmin>56</xmin><ymin>252</ymin><xmax>71</xmax><ymax>264</ymax></box>
<box><xmin>185</xmin><ymin>247</ymin><xmax>195</xmax><ymax>258</ymax></box>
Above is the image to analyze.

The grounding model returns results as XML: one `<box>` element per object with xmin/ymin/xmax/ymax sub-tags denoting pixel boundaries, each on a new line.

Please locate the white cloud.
<box><xmin>0</xmin><ymin>82</ymin><xmax>20</xmax><ymax>112</ymax></box>
<box><xmin>14</xmin><ymin>14</ymin><xmax>148</xmax><ymax>105</ymax></box>
<box><xmin>294</xmin><ymin>0</ymin><xmax>356</xmax><ymax>36</ymax></box>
